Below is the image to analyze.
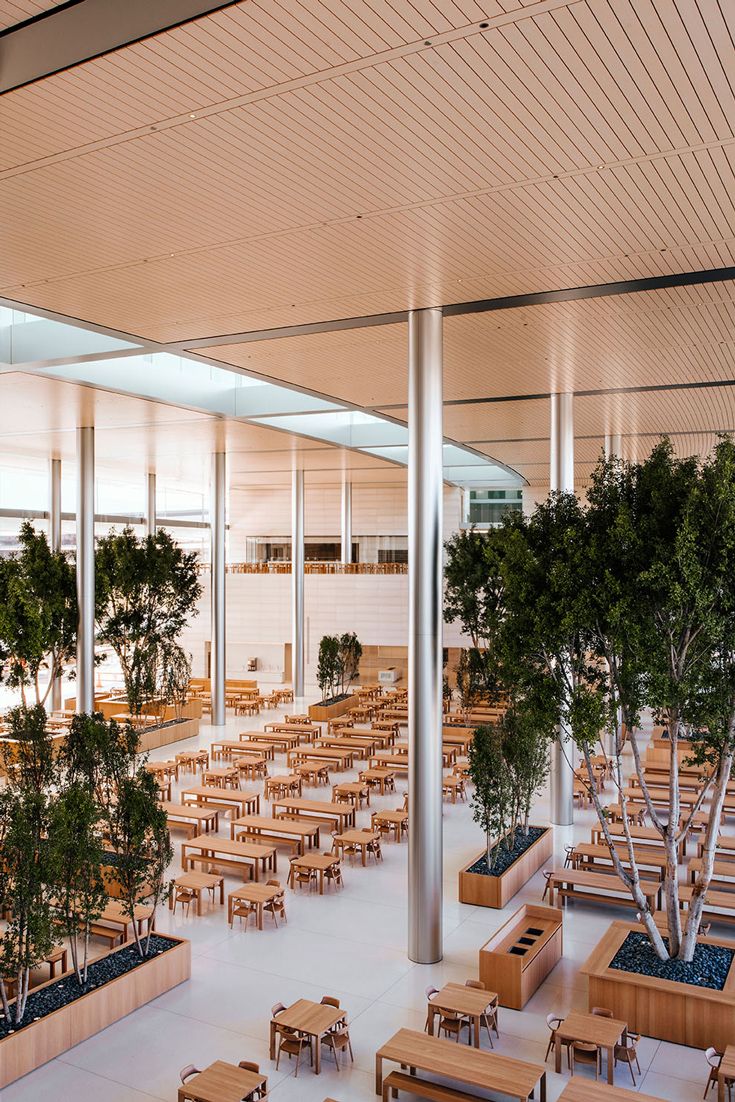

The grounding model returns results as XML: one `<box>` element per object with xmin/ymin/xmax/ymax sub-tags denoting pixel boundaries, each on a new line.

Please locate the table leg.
<box><xmin>428</xmin><ymin>1004</ymin><xmax>436</xmax><ymax>1036</ymax></box>
<box><xmin>219</xmin><ymin>878</ymin><xmax>224</xmax><ymax>905</ymax></box>
<box><xmin>554</xmin><ymin>1034</ymin><xmax>561</xmax><ymax>1074</ymax></box>
<box><xmin>472</xmin><ymin>1012</ymin><xmax>480</xmax><ymax>1048</ymax></box>
<box><xmin>314</xmin><ymin>1032</ymin><xmax>321</xmax><ymax>1074</ymax></box>
<box><xmin>607</xmin><ymin>1044</ymin><xmax>614</xmax><ymax>1085</ymax></box>
<box><xmin>269</xmin><ymin>1020</ymin><xmax>276</xmax><ymax>1060</ymax></box>
<box><xmin>257</xmin><ymin>902</ymin><xmax>263</xmax><ymax>930</ymax></box>
<box><xmin>197</xmin><ymin>888</ymin><xmax>203</xmax><ymax>917</ymax></box>
<box><xmin>718</xmin><ymin>1072</ymin><xmax>725</xmax><ymax>1102</ymax></box>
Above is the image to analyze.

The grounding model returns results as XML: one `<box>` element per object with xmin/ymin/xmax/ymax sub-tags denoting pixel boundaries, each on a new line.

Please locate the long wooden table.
<box><xmin>230</xmin><ymin>813</ymin><xmax>320</xmax><ymax>853</ymax></box>
<box><xmin>591</xmin><ymin>822</ymin><xmax>686</xmax><ymax>859</ymax></box>
<box><xmin>180</xmin><ymin>786</ymin><xmax>260</xmax><ymax>817</ymax></box>
<box><xmin>272</xmin><ymin>796</ymin><xmax>356</xmax><ymax>830</ymax></box>
<box><xmin>263</xmin><ymin>721</ymin><xmax>322</xmax><ymax>739</ymax></box>
<box><xmin>178</xmin><ymin>1059</ymin><xmax>267</xmax><ymax>1102</ymax></box>
<box><xmin>370</xmin><ymin>751</ymin><xmax>409</xmax><ymax>771</ymax></box>
<box><xmin>240</xmin><ymin>730</ymin><xmax>301</xmax><ymax>751</ymax></box>
<box><xmin>558</xmin><ymin>1081</ymin><xmax>662</xmax><ymax>1101</ymax></box>
<box><xmin>375</xmin><ymin>1028</ymin><xmax>546</xmax><ymax>1099</ymax></box>
<box><xmin>287</xmin><ymin>745</ymin><xmax>355</xmax><ymax>770</ymax></box>
<box><xmin>573</xmin><ymin>841</ymin><xmax>667</xmax><ymax>878</ymax></box>
<box><xmin>160</xmin><ymin>801</ymin><xmax>219</xmax><ymax>836</ymax></box>
<box><xmin>546</xmin><ymin>868</ymin><xmax>662</xmax><ymax>911</ymax></box>
<box><xmin>181</xmin><ymin>834</ymin><xmax>277</xmax><ymax>881</ymax></box>
<box><xmin>554</xmin><ymin>1011</ymin><xmax>626</xmax><ymax>1086</ymax></box>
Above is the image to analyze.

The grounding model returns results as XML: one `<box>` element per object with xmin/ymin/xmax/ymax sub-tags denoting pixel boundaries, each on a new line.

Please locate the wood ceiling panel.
<box><xmin>0</xmin><ymin>0</ymin><xmax>60</xmax><ymax>30</ymax></box>
<box><xmin>2</xmin><ymin>0</ymin><xmax>735</xmax><ymax>341</ymax></box>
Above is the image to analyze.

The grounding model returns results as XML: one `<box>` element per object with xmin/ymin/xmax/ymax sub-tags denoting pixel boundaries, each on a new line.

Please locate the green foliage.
<box><xmin>468</xmin><ymin>724</ymin><xmax>511</xmax><ymax>869</ymax></box>
<box><xmin>155</xmin><ymin>641</ymin><xmax>192</xmax><ymax>720</ymax></box>
<box><xmin>317</xmin><ymin>634</ymin><xmax>342</xmax><ymax>700</ymax></box>
<box><xmin>95</xmin><ymin>527</ymin><xmax>202</xmax><ymax>718</ymax></box>
<box><xmin>0</xmin><ymin>521</ymin><xmax>76</xmax><ymax>705</ymax></box>
<box><xmin>338</xmin><ymin>632</ymin><xmax>362</xmax><ymax>694</ymax></box>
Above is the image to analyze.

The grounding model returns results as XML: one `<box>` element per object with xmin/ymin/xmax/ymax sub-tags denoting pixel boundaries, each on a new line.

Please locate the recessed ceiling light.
<box><xmin>189</xmin><ymin>113</ymin><xmax>196</xmax><ymax>119</ymax></box>
<box><xmin>479</xmin><ymin>22</ymin><xmax>489</xmax><ymax>29</ymax></box>
<box><xmin>424</xmin><ymin>40</ymin><xmax>432</xmax><ymax>46</ymax></box>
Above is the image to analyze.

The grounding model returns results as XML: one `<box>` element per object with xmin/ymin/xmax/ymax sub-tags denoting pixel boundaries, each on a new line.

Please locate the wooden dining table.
<box><xmin>288</xmin><ymin>852</ymin><xmax>340</xmax><ymax>894</ymax></box>
<box><xmin>427</xmin><ymin>982</ymin><xmax>498</xmax><ymax>1047</ymax></box>
<box><xmin>178</xmin><ymin>1059</ymin><xmax>267</xmax><ymax>1102</ymax></box>
<box><xmin>269</xmin><ymin>999</ymin><xmax>344</xmax><ymax>1074</ymax></box>
<box><xmin>332</xmin><ymin>828</ymin><xmax>379</xmax><ymax>866</ymax></box>
<box><xmin>718</xmin><ymin>1043</ymin><xmax>735</xmax><ymax>1102</ymax></box>
<box><xmin>375</xmin><ymin>1028</ymin><xmax>546</xmax><ymax>1100</ymax></box>
<box><xmin>228</xmin><ymin>882</ymin><xmax>282</xmax><ymax>928</ymax></box>
<box><xmin>555</xmin><ymin>1011</ymin><xmax>627</xmax><ymax>1085</ymax></box>
<box><xmin>557</xmin><ymin>1081</ymin><xmax>662</xmax><ymax>1101</ymax></box>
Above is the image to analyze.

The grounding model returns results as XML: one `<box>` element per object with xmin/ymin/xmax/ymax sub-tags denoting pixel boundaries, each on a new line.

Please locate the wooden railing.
<box><xmin>199</xmin><ymin>561</ymin><xmax>407</xmax><ymax>575</ymax></box>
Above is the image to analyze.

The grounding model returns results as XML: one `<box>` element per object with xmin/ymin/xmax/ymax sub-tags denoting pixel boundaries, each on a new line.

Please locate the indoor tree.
<box><xmin>95</xmin><ymin>527</ymin><xmax>201</xmax><ymax>720</ymax></box>
<box><xmin>317</xmin><ymin>634</ymin><xmax>342</xmax><ymax>701</ymax></box>
<box><xmin>0</xmin><ymin>521</ymin><xmax>76</xmax><ymax>706</ymax></box>
<box><xmin>338</xmin><ymin>632</ymin><xmax>362</xmax><ymax>694</ymax></box>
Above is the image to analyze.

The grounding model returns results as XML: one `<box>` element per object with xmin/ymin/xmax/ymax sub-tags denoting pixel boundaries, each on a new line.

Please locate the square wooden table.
<box><xmin>427</xmin><ymin>982</ymin><xmax>498</xmax><ymax>1048</ymax></box>
<box><xmin>170</xmin><ymin>871</ymin><xmax>224</xmax><ymax>916</ymax></box>
<box><xmin>228</xmin><ymin>883</ymin><xmax>282</xmax><ymax>928</ymax></box>
<box><xmin>332</xmin><ymin>829</ymin><xmax>379</xmax><ymax>866</ymax></box>
<box><xmin>178</xmin><ymin>1059</ymin><xmax>266</xmax><ymax>1102</ymax></box>
<box><xmin>269</xmin><ymin>999</ymin><xmax>344</xmax><ymax>1074</ymax></box>
<box><xmin>375</xmin><ymin>1028</ymin><xmax>545</xmax><ymax>1099</ymax></box>
<box><xmin>555</xmin><ymin>1011</ymin><xmax>626</xmax><ymax>1085</ymax></box>
<box><xmin>718</xmin><ymin>1043</ymin><xmax>735</xmax><ymax>1102</ymax></box>
<box><xmin>288</xmin><ymin>852</ymin><xmax>340</xmax><ymax>893</ymax></box>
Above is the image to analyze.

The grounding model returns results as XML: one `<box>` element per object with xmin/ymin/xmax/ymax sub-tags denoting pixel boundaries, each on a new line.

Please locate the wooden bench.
<box><xmin>382</xmin><ymin>1070</ymin><xmax>479</xmax><ymax>1102</ymax></box>
<box><xmin>547</xmin><ymin>868</ymin><xmax>662</xmax><ymax>911</ymax></box>
<box><xmin>88</xmin><ymin>921</ymin><xmax>123</xmax><ymax>949</ymax></box>
<box><xmin>679</xmin><ymin>884</ymin><xmax>735</xmax><ymax>925</ymax></box>
<box><xmin>572</xmin><ymin>841</ymin><xmax>667</xmax><ymax>878</ymax></box>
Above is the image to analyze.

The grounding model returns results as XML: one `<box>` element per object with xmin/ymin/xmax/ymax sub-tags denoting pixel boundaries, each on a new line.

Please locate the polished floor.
<box><xmin>2</xmin><ymin>700</ymin><xmax>716</xmax><ymax>1101</ymax></box>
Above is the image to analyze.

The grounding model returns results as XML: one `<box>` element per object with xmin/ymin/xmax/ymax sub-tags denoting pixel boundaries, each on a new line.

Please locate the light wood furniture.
<box><xmin>180</xmin><ymin>786</ymin><xmax>260</xmax><ymax>818</ymax></box>
<box><xmin>332</xmin><ymin>780</ymin><xmax>370</xmax><ymax>807</ymax></box>
<box><xmin>227</xmin><ymin>883</ymin><xmax>283</xmax><ymax>928</ymax></box>
<box><xmin>359</xmin><ymin>767</ymin><xmax>396</xmax><ymax>794</ymax></box>
<box><xmin>202</xmin><ymin>765</ymin><xmax>240</xmax><ymax>789</ymax></box>
<box><xmin>178</xmin><ymin>1059</ymin><xmax>267</xmax><ymax>1102</ymax></box>
<box><xmin>591</xmin><ymin>822</ymin><xmax>686</xmax><ymax>859</ymax></box>
<box><xmin>427</xmin><ymin>983</ymin><xmax>498</xmax><ymax>1048</ymax></box>
<box><xmin>230</xmin><ymin>813</ymin><xmax>320</xmax><ymax>853</ymax></box>
<box><xmin>375</xmin><ymin>1028</ymin><xmax>546</xmax><ymax>1100</ymax></box>
<box><xmin>580</xmin><ymin>920</ymin><xmax>735</xmax><ymax>1050</ymax></box>
<box><xmin>169</xmin><ymin>872</ymin><xmax>224</xmax><ymax>915</ymax></box>
<box><xmin>272</xmin><ymin>796</ymin><xmax>356</xmax><ymax>830</ymax></box>
<box><xmin>554</xmin><ymin>1011</ymin><xmax>626</xmax><ymax>1085</ymax></box>
<box><xmin>545</xmin><ymin>868</ymin><xmax>662</xmax><ymax>911</ymax></box>
<box><xmin>557</xmin><ymin>1081</ymin><xmax>662</xmax><ymax>1101</ymax></box>
<box><xmin>573</xmin><ymin>841</ymin><xmax>667</xmax><ymax>878</ymax></box>
<box><xmin>319</xmin><ymin>735</ymin><xmax>376</xmax><ymax>758</ymax></box>
<box><xmin>160</xmin><ymin>801</ymin><xmax>219</xmax><ymax>837</ymax></box>
<box><xmin>332</xmin><ymin>829</ymin><xmax>380</xmax><ymax>866</ymax></box>
<box><xmin>287</xmin><ymin>852</ymin><xmax>340</xmax><ymax>894</ymax></box>
<box><xmin>288</xmin><ymin>746</ymin><xmax>355</xmax><ymax>770</ymax></box>
<box><xmin>718</xmin><ymin>1044</ymin><xmax>735</xmax><ymax>1102</ymax></box>
<box><xmin>678</xmin><ymin>882</ymin><xmax>735</xmax><ymax>924</ymax></box>
<box><xmin>265</xmin><ymin>774</ymin><xmax>302</xmax><ymax>799</ymax></box>
<box><xmin>235</xmin><ymin>738</ymin><xmax>276</xmax><ymax>760</ymax></box>
<box><xmin>479</xmin><ymin>904</ymin><xmax>563</xmax><ymax>1009</ymax></box>
<box><xmin>371</xmin><ymin>808</ymin><xmax>408</xmax><ymax>841</ymax></box>
<box><xmin>370</xmin><ymin>751</ymin><xmax>409</xmax><ymax>771</ymax></box>
<box><xmin>241</xmin><ymin>730</ymin><xmax>301</xmax><ymax>751</ymax></box>
<box><xmin>264</xmin><ymin>721</ymin><xmax>322</xmax><ymax>738</ymax></box>
<box><xmin>268</xmin><ymin>998</ymin><xmax>344</xmax><ymax>1074</ymax></box>
<box><xmin>181</xmin><ymin>834</ymin><xmax>277</xmax><ymax>881</ymax></box>
<box><xmin>458</xmin><ymin>829</ymin><xmax>553</xmax><ymax>909</ymax></box>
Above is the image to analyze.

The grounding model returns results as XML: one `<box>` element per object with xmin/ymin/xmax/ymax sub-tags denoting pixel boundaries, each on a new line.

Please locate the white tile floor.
<box><xmin>1</xmin><ymin>700</ymin><xmax>717</xmax><ymax>1101</ymax></box>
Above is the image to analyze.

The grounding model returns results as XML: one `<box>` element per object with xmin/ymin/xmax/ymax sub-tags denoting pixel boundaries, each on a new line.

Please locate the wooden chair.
<box><xmin>238</xmin><ymin>1061</ymin><xmax>267</xmax><ymax>1100</ymax></box>
<box><xmin>465</xmin><ymin>979</ymin><xmax>498</xmax><ymax>1043</ymax></box>
<box><xmin>321</xmin><ymin>1022</ymin><xmax>354</xmax><ymax>1069</ymax></box>
<box><xmin>424</xmin><ymin>986</ymin><xmax>439</xmax><ymax>1033</ymax></box>
<box><xmin>322</xmin><ymin>855</ymin><xmax>343</xmax><ymax>890</ymax></box>
<box><xmin>591</xmin><ymin>1006</ymin><xmax>613</xmax><ymax>1017</ymax></box>
<box><xmin>544</xmin><ymin>1014</ymin><xmax>571</xmax><ymax>1067</ymax></box>
<box><xmin>231</xmin><ymin>898</ymin><xmax>258</xmax><ymax>929</ymax></box>
<box><xmin>704</xmin><ymin>1047</ymin><xmax>733</xmax><ymax>1099</ymax></box>
<box><xmin>290</xmin><ymin>857</ymin><xmax>318</xmax><ymax>892</ymax></box>
<box><xmin>264</xmin><ymin>880</ymin><xmax>287</xmax><ymax>927</ymax></box>
<box><xmin>180</xmin><ymin>1064</ymin><xmax>202</xmax><ymax>1083</ymax></box>
<box><xmin>614</xmin><ymin>1031</ymin><xmax>641</xmax><ymax>1085</ymax></box>
<box><xmin>571</xmin><ymin>1041</ymin><xmax>601</xmax><ymax>1079</ymax></box>
<box><xmin>172</xmin><ymin>885</ymin><xmax>197</xmax><ymax>917</ymax></box>
<box><xmin>274</xmin><ymin>1019</ymin><xmax>312</xmax><ymax>1077</ymax></box>
<box><xmin>362</xmin><ymin>830</ymin><xmax>383</xmax><ymax>862</ymax></box>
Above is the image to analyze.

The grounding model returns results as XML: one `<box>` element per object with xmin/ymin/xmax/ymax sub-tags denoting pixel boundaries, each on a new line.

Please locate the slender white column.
<box><xmin>145</xmin><ymin>472</ymin><xmax>156</xmax><ymax>536</ymax></box>
<box><xmin>292</xmin><ymin>469</ymin><xmax>305</xmax><ymax>698</ymax></box>
<box><xmin>407</xmin><ymin>307</ymin><xmax>443</xmax><ymax>964</ymax></box>
<box><xmin>210</xmin><ymin>453</ymin><xmax>226</xmax><ymax>727</ymax></box>
<box><xmin>340</xmin><ymin>480</ymin><xmax>352</xmax><ymax>565</ymax></box>
<box><xmin>76</xmin><ymin>428</ymin><xmax>95</xmax><ymax>714</ymax></box>
<box><xmin>549</xmin><ymin>393</ymin><xmax>575</xmax><ymax>826</ymax></box>
<box><xmin>604</xmin><ymin>433</ymin><xmax>623</xmax><ymax>460</ymax></box>
<box><xmin>50</xmin><ymin>458</ymin><xmax>63</xmax><ymax>711</ymax></box>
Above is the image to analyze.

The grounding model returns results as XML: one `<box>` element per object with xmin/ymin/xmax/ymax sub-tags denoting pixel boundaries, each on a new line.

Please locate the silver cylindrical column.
<box><xmin>549</xmin><ymin>393</ymin><xmax>575</xmax><ymax>826</ymax></box>
<box><xmin>407</xmin><ymin>307</ymin><xmax>443</xmax><ymax>964</ymax></box>
<box><xmin>50</xmin><ymin>458</ymin><xmax>63</xmax><ymax>711</ymax></box>
<box><xmin>146</xmin><ymin>472</ymin><xmax>156</xmax><ymax>536</ymax></box>
<box><xmin>76</xmin><ymin>428</ymin><xmax>95</xmax><ymax>714</ymax></box>
<box><xmin>340</xmin><ymin>480</ymin><xmax>352</xmax><ymax>565</ymax></box>
<box><xmin>292</xmin><ymin>469</ymin><xmax>305</xmax><ymax>698</ymax></box>
<box><xmin>210</xmin><ymin>453</ymin><xmax>226</xmax><ymax>727</ymax></box>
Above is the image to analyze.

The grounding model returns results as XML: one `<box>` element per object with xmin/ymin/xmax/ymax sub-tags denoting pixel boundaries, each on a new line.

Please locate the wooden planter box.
<box><xmin>458</xmin><ymin>827</ymin><xmax>553</xmax><ymax>909</ymax></box>
<box><xmin>139</xmin><ymin>716</ymin><xmax>200</xmax><ymax>752</ymax></box>
<box><xmin>581</xmin><ymin>921</ymin><xmax>735</xmax><ymax>1050</ymax></box>
<box><xmin>0</xmin><ymin>935</ymin><xmax>190</xmax><ymax>1089</ymax></box>
<box><xmin>309</xmin><ymin>695</ymin><xmax>353</xmax><ymax>722</ymax></box>
<box><xmin>479</xmin><ymin>903</ymin><xmax>563</xmax><ymax>1009</ymax></box>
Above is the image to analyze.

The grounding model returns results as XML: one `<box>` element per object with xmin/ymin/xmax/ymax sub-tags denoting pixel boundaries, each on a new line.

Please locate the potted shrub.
<box><xmin>310</xmin><ymin>632</ymin><xmax>363</xmax><ymax>721</ymax></box>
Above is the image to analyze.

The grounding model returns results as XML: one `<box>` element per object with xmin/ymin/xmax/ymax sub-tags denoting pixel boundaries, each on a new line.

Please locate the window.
<box><xmin>465</xmin><ymin>489</ymin><xmax>523</xmax><ymax>527</ymax></box>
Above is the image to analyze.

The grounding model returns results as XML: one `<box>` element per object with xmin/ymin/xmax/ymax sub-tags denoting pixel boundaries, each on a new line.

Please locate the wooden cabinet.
<box><xmin>479</xmin><ymin>903</ymin><xmax>563</xmax><ymax>1009</ymax></box>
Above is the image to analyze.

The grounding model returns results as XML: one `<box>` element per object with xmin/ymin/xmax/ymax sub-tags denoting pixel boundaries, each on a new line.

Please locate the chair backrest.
<box><xmin>266</xmin><ymin>879</ymin><xmax>281</xmax><ymax>888</ymax></box>
<box><xmin>321</xmin><ymin>995</ymin><xmax>340</xmax><ymax>1009</ymax></box>
<box><xmin>706</xmin><ymin>1047</ymin><xmax>722</xmax><ymax>1067</ymax></box>
<box><xmin>546</xmin><ymin>1013</ymin><xmax>561</xmax><ymax>1030</ymax></box>
<box><xmin>180</xmin><ymin>1064</ymin><xmax>201</xmax><ymax>1084</ymax></box>
<box><xmin>591</xmin><ymin>1006</ymin><xmax>613</xmax><ymax>1018</ymax></box>
<box><xmin>238</xmin><ymin>1060</ymin><xmax>260</xmax><ymax>1073</ymax></box>
<box><xmin>465</xmin><ymin>979</ymin><xmax>485</xmax><ymax>990</ymax></box>
<box><xmin>271</xmin><ymin>1002</ymin><xmax>286</xmax><ymax>1017</ymax></box>
<box><xmin>426</xmin><ymin>985</ymin><xmax>439</xmax><ymax>999</ymax></box>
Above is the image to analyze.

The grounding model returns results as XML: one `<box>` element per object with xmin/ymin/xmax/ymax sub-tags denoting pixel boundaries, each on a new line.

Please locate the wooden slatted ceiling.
<box><xmin>1</xmin><ymin>1</ymin><xmax>735</xmax><ymax>341</ymax></box>
<box><xmin>199</xmin><ymin>281</ymin><xmax>735</xmax><ymax>409</ymax></box>
<box><xmin>0</xmin><ymin>1</ymin><xmax>61</xmax><ymax>31</ymax></box>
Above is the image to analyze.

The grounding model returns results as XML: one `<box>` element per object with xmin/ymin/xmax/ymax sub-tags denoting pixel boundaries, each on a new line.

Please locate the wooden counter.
<box><xmin>479</xmin><ymin>903</ymin><xmax>562</xmax><ymax>1009</ymax></box>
